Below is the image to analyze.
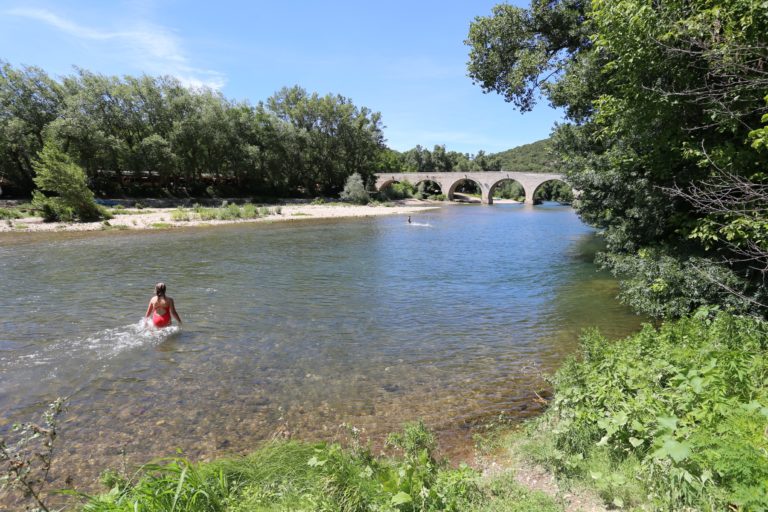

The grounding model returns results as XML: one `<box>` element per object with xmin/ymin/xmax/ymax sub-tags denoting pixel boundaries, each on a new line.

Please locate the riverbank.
<box><xmin>57</xmin><ymin>312</ymin><xmax>767</xmax><ymax>511</ymax></box>
<box><xmin>0</xmin><ymin>200</ymin><xmax>441</xmax><ymax>233</ymax></box>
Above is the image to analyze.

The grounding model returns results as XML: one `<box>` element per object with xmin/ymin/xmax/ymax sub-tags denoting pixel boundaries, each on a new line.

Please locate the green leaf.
<box><xmin>689</xmin><ymin>376</ymin><xmax>703</xmax><ymax>393</ymax></box>
<box><xmin>656</xmin><ymin>416</ymin><xmax>678</xmax><ymax>432</ymax></box>
<box><xmin>307</xmin><ymin>456</ymin><xmax>326</xmax><ymax>467</ymax></box>
<box><xmin>391</xmin><ymin>491</ymin><xmax>413</xmax><ymax>505</ymax></box>
<box><xmin>653</xmin><ymin>438</ymin><xmax>691</xmax><ymax>462</ymax></box>
<box><xmin>629</xmin><ymin>437</ymin><xmax>644</xmax><ymax>447</ymax></box>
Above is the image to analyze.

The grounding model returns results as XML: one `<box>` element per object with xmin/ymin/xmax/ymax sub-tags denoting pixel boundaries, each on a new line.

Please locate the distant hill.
<box><xmin>491</xmin><ymin>138</ymin><xmax>559</xmax><ymax>173</ymax></box>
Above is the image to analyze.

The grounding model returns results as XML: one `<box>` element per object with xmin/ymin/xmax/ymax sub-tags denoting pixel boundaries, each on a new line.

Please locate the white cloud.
<box><xmin>6</xmin><ymin>7</ymin><xmax>225</xmax><ymax>89</ymax></box>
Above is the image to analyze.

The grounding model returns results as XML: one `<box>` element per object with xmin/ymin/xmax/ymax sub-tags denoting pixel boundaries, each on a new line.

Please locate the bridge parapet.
<box><xmin>374</xmin><ymin>171</ymin><xmax>568</xmax><ymax>204</ymax></box>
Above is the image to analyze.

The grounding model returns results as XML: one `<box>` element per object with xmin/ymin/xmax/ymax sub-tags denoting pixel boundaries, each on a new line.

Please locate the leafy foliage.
<box><xmin>490</xmin><ymin>139</ymin><xmax>559</xmax><ymax>173</ymax></box>
<box><xmin>524</xmin><ymin>312</ymin><xmax>768</xmax><ymax>510</ymax></box>
<box><xmin>389</xmin><ymin>145</ymin><xmax>502</xmax><ymax>173</ymax></box>
<box><xmin>31</xmin><ymin>143</ymin><xmax>108</xmax><ymax>222</ymax></box>
<box><xmin>78</xmin><ymin>420</ymin><xmax>566</xmax><ymax>512</ymax></box>
<box><xmin>1</xmin><ymin>398</ymin><xmax>67</xmax><ymax>512</ymax></box>
<box><xmin>598</xmin><ymin>249</ymin><xmax>763</xmax><ymax>318</ymax></box>
<box><xmin>0</xmin><ymin>65</ymin><xmax>386</xmax><ymax>199</ymax></box>
<box><xmin>466</xmin><ymin>0</ymin><xmax>768</xmax><ymax>316</ymax></box>
<box><xmin>340</xmin><ymin>172</ymin><xmax>370</xmax><ymax>205</ymax></box>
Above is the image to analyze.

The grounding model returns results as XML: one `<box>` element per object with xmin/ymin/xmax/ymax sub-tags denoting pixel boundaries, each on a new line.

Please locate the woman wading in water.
<box><xmin>145</xmin><ymin>282</ymin><xmax>182</xmax><ymax>328</ymax></box>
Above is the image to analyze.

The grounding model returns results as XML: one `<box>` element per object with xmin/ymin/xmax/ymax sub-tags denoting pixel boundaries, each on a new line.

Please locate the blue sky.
<box><xmin>0</xmin><ymin>0</ymin><xmax>564</xmax><ymax>154</ymax></box>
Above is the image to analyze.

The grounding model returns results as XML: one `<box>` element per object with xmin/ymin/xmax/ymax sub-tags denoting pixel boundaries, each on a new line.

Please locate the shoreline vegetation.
<box><xmin>0</xmin><ymin>196</ymin><xmax>528</xmax><ymax>234</ymax></box>
<box><xmin>0</xmin><ymin>200</ymin><xmax>444</xmax><ymax>234</ymax></box>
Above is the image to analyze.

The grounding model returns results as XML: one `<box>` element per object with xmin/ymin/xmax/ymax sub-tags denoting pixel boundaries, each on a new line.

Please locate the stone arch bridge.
<box><xmin>374</xmin><ymin>172</ymin><xmax>569</xmax><ymax>205</ymax></box>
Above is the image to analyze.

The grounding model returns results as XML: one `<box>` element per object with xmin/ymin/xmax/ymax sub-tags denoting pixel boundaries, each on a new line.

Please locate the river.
<box><xmin>0</xmin><ymin>203</ymin><xmax>643</xmax><ymax>488</ymax></box>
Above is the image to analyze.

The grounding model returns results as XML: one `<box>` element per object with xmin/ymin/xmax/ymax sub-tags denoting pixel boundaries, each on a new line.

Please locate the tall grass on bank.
<box><xmin>517</xmin><ymin>311</ymin><xmax>768</xmax><ymax>511</ymax></box>
<box><xmin>187</xmin><ymin>203</ymin><xmax>278</xmax><ymax>222</ymax></box>
<box><xmin>0</xmin><ymin>207</ymin><xmax>23</xmax><ymax>220</ymax></box>
<box><xmin>80</xmin><ymin>422</ymin><xmax>560</xmax><ymax>512</ymax></box>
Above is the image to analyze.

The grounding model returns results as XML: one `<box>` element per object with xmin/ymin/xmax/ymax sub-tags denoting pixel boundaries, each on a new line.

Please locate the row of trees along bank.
<box><xmin>0</xmin><ymin>62</ymin><xmax>550</xmax><ymax>203</ymax></box>
<box><xmin>0</xmin><ymin>64</ymin><xmax>386</xmax><ymax>199</ymax></box>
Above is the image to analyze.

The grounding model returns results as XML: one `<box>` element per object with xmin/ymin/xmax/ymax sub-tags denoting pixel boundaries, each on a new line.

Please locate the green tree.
<box><xmin>0</xmin><ymin>62</ymin><xmax>64</xmax><ymax>194</ymax></box>
<box><xmin>467</xmin><ymin>0</ymin><xmax>768</xmax><ymax>316</ymax></box>
<box><xmin>340</xmin><ymin>172</ymin><xmax>369</xmax><ymax>204</ymax></box>
<box><xmin>31</xmin><ymin>142</ymin><xmax>106</xmax><ymax>221</ymax></box>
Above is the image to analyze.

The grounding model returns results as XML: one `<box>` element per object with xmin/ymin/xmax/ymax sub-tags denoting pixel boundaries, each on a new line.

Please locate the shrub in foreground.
<box><xmin>522</xmin><ymin>311</ymin><xmax>768</xmax><ymax>511</ymax></box>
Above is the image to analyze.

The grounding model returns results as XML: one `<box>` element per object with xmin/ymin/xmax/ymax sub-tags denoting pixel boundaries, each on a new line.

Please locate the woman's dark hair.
<box><xmin>155</xmin><ymin>282</ymin><xmax>166</xmax><ymax>297</ymax></box>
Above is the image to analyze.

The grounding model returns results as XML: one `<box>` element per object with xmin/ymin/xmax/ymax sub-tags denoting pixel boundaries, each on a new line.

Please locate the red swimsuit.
<box><xmin>152</xmin><ymin>309</ymin><xmax>172</xmax><ymax>328</ymax></box>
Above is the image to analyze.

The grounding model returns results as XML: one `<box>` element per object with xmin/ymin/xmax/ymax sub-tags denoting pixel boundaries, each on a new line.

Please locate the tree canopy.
<box><xmin>0</xmin><ymin>64</ymin><xmax>386</xmax><ymax>198</ymax></box>
<box><xmin>467</xmin><ymin>0</ymin><xmax>768</xmax><ymax>316</ymax></box>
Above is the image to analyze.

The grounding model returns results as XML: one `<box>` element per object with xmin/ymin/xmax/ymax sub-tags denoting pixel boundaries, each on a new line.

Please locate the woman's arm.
<box><xmin>145</xmin><ymin>298</ymin><xmax>154</xmax><ymax>318</ymax></box>
<box><xmin>170</xmin><ymin>298</ymin><xmax>182</xmax><ymax>324</ymax></box>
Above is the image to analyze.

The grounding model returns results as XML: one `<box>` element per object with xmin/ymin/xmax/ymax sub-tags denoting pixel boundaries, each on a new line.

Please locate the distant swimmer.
<box><xmin>145</xmin><ymin>282</ymin><xmax>182</xmax><ymax>328</ymax></box>
<box><xmin>408</xmin><ymin>216</ymin><xmax>411</xmax><ymax>224</ymax></box>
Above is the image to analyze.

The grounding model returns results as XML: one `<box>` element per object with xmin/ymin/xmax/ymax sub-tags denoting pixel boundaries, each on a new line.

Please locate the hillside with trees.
<box><xmin>490</xmin><ymin>138</ymin><xmax>558</xmax><ymax>172</ymax></box>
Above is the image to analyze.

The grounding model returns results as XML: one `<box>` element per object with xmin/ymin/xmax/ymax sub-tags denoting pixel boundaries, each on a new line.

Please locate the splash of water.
<box><xmin>0</xmin><ymin>320</ymin><xmax>181</xmax><ymax>372</ymax></box>
<box><xmin>81</xmin><ymin>319</ymin><xmax>181</xmax><ymax>359</ymax></box>
<box><xmin>408</xmin><ymin>222</ymin><xmax>432</xmax><ymax>227</ymax></box>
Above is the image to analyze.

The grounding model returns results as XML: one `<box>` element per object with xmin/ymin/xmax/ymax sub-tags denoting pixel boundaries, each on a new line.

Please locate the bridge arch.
<box><xmin>489</xmin><ymin>178</ymin><xmax>526</xmax><ymax>203</ymax></box>
<box><xmin>532</xmin><ymin>178</ymin><xmax>574</xmax><ymax>204</ymax></box>
<box><xmin>447</xmin><ymin>177</ymin><xmax>483</xmax><ymax>202</ymax></box>
<box><xmin>413</xmin><ymin>179</ymin><xmax>443</xmax><ymax>199</ymax></box>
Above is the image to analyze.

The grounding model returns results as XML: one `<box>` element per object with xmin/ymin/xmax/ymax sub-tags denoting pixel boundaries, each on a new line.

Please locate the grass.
<box><xmin>111</xmin><ymin>209</ymin><xmax>150</xmax><ymax>215</ymax></box>
<box><xmin>0</xmin><ymin>207</ymin><xmax>24</xmax><ymax>220</ymax></box>
<box><xmin>171</xmin><ymin>207</ymin><xmax>191</xmax><ymax>222</ymax></box>
<box><xmin>78</xmin><ymin>423</ymin><xmax>563</xmax><ymax>512</ymax></box>
<box><xmin>150</xmin><ymin>222</ymin><xmax>172</xmax><ymax>229</ymax></box>
<box><xmin>191</xmin><ymin>203</ymin><xmax>271</xmax><ymax>221</ymax></box>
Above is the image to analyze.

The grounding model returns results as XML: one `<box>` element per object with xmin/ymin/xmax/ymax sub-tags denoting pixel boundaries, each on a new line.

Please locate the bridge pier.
<box><xmin>524</xmin><ymin>190</ymin><xmax>535</xmax><ymax>205</ymax></box>
<box><xmin>481</xmin><ymin>185</ymin><xmax>492</xmax><ymax>205</ymax></box>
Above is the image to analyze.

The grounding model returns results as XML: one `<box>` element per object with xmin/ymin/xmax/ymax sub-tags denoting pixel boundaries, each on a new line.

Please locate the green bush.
<box><xmin>242</xmin><ymin>203</ymin><xmax>257</xmax><ymax>219</ymax></box>
<box><xmin>171</xmin><ymin>207</ymin><xmax>191</xmax><ymax>222</ymax></box>
<box><xmin>524</xmin><ymin>312</ymin><xmax>768</xmax><ymax>510</ymax></box>
<box><xmin>599</xmin><ymin>249</ymin><xmax>756</xmax><ymax>318</ymax></box>
<box><xmin>340</xmin><ymin>172</ymin><xmax>370</xmax><ymax>204</ymax></box>
<box><xmin>31</xmin><ymin>143</ymin><xmax>108</xmax><ymax>222</ymax></box>
<box><xmin>383</xmin><ymin>180</ymin><xmax>416</xmax><ymax>200</ymax></box>
<box><xmin>0</xmin><ymin>207</ymin><xmax>23</xmax><ymax>220</ymax></box>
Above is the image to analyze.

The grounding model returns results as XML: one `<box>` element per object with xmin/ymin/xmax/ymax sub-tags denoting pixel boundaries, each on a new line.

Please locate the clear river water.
<box><xmin>0</xmin><ymin>203</ymin><xmax>643</xmax><ymax>488</ymax></box>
